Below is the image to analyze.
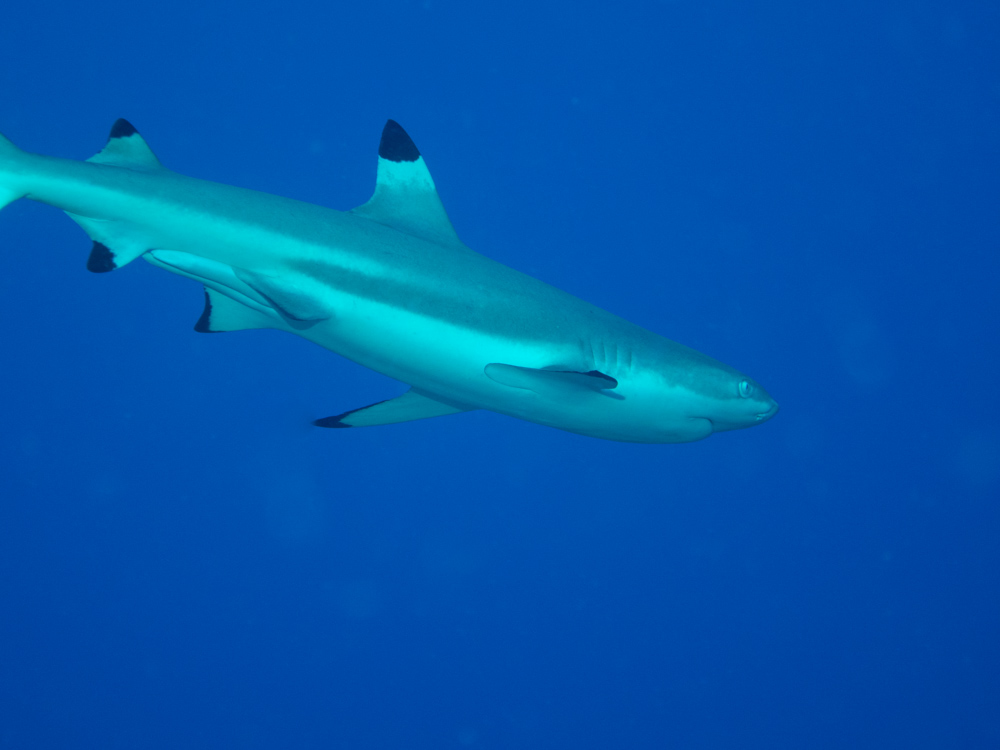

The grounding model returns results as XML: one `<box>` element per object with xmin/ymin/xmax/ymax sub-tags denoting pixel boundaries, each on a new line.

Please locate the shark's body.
<box><xmin>0</xmin><ymin>119</ymin><xmax>777</xmax><ymax>442</ymax></box>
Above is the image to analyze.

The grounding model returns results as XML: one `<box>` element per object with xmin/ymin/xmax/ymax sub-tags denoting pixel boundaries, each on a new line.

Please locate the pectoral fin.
<box><xmin>314</xmin><ymin>389</ymin><xmax>471</xmax><ymax>429</ymax></box>
<box><xmin>485</xmin><ymin>363</ymin><xmax>618</xmax><ymax>396</ymax></box>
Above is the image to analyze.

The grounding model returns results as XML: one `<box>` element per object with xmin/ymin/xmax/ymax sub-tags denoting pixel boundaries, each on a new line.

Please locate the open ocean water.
<box><xmin>1</xmin><ymin>1</ymin><xmax>998</xmax><ymax>747</ymax></box>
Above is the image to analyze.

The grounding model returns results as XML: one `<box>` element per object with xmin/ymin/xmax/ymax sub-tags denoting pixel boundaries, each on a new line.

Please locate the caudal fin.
<box><xmin>0</xmin><ymin>131</ymin><xmax>26</xmax><ymax>210</ymax></box>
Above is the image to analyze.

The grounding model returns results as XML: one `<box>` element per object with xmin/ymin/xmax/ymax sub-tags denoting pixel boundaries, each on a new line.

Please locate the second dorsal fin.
<box><xmin>87</xmin><ymin>119</ymin><xmax>163</xmax><ymax>170</ymax></box>
<box><xmin>350</xmin><ymin>120</ymin><xmax>460</xmax><ymax>247</ymax></box>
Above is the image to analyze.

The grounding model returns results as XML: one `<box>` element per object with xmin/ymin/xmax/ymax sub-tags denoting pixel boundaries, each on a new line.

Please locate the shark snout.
<box><xmin>755</xmin><ymin>401</ymin><xmax>779</xmax><ymax>422</ymax></box>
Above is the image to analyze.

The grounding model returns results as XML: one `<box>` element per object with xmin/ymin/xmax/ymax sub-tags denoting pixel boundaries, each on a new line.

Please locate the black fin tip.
<box><xmin>86</xmin><ymin>242</ymin><xmax>116</xmax><ymax>273</ymax></box>
<box><xmin>108</xmin><ymin>117</ymin><xmax>139</xmax><ymax>141</ymax></box>
<box><xmin>108</xmin><ymin>119</ymin><xmax>138</xmax><ymax>140</ymax></box>
<box><xmin>313</xmin><ymin>399</ymin><xmax>390</xmax><ymax>428</ymax></box>
<box><xmin>378</xmin><ymin>119</ymin><xmax>420</xmax><ymax>162</ymax></box>
<box><xmin>313</xmin><ymin>416</ymin><xmax>351</xmax><ymax>428</ymax></box>
<box><xmin>193</xmin><ymin>290</ymin><xmax>215</xmax><ymax>333</ymax></box>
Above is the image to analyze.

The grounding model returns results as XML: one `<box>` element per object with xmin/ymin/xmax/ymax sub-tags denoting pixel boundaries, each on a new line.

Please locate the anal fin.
<box><xmin>67</xmin><ymin>212</ymin><xmax>150</xmax><ymax>272</ymax></box>
<box><xmin>195</xmin><ymin>287</ymin><xmax>282</xmax><ymax>333</ymax></box>
<box><xmin>314</xmin><ymin>389</ymin><xmax>471</xmax><ymax>429</ymax></box>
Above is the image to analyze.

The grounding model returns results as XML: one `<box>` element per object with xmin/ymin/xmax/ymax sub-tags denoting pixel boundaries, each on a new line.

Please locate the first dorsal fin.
<box><xmin>350</xmin><ymin>120</ymin><xmax>461</xmax><ymax>247</ymax></box>
<box><xmin>87</xmin><ymin>119</ymin><xmax>163</xmax><ymax>170</ymax></box>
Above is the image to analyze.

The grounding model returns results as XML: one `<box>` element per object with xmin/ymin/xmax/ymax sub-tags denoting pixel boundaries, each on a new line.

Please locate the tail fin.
<box><xmin>0</xmin><ymin>131</ymin><xmax>26</xmax><ymax>210</ymax></box>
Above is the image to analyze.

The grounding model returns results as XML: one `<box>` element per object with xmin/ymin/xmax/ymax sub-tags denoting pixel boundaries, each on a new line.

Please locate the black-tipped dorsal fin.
<box><xmin>350</xmin><ymin>120</ymin><xmax>461</xmax><ymax>248</ymax></box>
<box><xmin>87</xmin><ymin>118</ymin><xmax>163</xmax><ymax>170</ymax></box>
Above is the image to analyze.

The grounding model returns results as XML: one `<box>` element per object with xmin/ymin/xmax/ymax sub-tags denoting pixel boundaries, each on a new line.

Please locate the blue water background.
<box><xmin>1</xmin><ymin>1</ymin><xmax>998</xmax><ymax>747</ymax></box>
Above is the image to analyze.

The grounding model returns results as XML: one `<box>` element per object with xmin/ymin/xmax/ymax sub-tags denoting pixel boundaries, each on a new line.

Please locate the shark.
<box><xmin>0</xmin><ymin>118</ymin><xmax>778</xmax><ymax>443</ymax></box>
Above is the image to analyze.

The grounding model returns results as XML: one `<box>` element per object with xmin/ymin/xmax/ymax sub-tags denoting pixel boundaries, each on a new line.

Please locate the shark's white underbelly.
<box><xmin>143</xmin><ymin>235</ymin><xmax>654</xmax><ymax>438</ymax></box>
<box><xmin>303</xmin><ymin>292</ymin><xmax>626</xmax><ymax>431</ymax></box>
<box><xmin>145</xmin><ymin>245</ymin><xmax>718</xmax><ymax>442</ymax></box>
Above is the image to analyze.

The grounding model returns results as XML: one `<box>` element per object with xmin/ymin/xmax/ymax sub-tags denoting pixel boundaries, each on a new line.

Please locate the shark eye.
<box><xmin>738</xmin><ymin>380</ymin><xmax>754</xmax><ymax>398</ymax></box>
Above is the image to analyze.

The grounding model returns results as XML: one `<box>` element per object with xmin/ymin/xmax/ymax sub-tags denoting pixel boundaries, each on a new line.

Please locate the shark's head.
<box><xmin>699</xmin><ymin>373</ymin><xmax>780</xmax><ymax>433</ymax></box>
<box><xmin>634</xmin><ymin>354</ymin><xmax>779</xmax><ymax>442</ymax></box>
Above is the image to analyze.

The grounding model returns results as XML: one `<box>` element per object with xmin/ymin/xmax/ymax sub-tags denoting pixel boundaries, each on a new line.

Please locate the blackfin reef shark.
<box><xmin>0</xmin><ymin>119</ymin><xmax>778</xmax><ymax>442</ymax></box>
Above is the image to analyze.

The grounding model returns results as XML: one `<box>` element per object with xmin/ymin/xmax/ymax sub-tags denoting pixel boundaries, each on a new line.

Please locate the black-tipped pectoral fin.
<box><xmin>314</xmin><ymin>389</ymin><xmax>471</xmax><ymax>429</ymax></box>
